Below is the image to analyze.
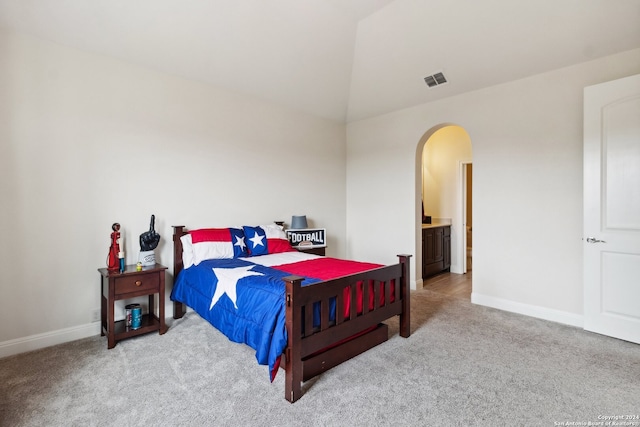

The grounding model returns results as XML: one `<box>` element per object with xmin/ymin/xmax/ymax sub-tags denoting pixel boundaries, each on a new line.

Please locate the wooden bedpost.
<box><xmin>173</xmin><ymin>225</ymin><xmax>186</xmax><ymax>319</ymax></box>
<box><xmin>397</xmin><ymin>254</ymin><xmax>411</xmax><ymax>338</ymax></box>
<box><xmin>283</xmin><ymin>275</ymin><xmax>305</xmax><ymax>403</ymax></box>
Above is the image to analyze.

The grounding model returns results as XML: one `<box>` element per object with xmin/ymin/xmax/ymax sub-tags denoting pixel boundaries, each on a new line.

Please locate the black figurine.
<box><xmin>139</xmin><ymin>214</ymin><xmax>161</xmax><ymax>251</ymax></box>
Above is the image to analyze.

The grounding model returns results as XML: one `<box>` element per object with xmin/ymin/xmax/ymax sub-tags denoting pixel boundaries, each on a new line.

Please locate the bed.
<box><xmin>170</xmin><ymin>224</ymin><xmax>411</xmax><ymax>402</ymax></box>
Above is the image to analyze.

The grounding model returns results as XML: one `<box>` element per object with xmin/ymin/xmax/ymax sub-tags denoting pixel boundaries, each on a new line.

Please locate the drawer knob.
<box><xmin>135</xmin><ymin>280</ymin><xmax>142</xmax><ymax>286</ymax></box>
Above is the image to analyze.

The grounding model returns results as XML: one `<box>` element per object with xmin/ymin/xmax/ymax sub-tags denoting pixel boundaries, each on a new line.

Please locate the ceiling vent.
<box><xmin>424</xmin><ymin>71</ymin><xmax>448</xmax><ymax>88</ymax></box>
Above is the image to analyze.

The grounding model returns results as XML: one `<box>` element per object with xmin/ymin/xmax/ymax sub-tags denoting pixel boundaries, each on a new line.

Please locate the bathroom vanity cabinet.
<box><xmin>422</xmin><ymin>224</ymin><xmax>451</xmax><ymax>279</ymax></box>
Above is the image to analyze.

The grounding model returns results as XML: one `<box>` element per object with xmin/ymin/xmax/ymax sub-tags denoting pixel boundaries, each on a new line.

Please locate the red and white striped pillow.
<box><xmin>181</xmin><ymin>227</ymin><xmax>248</xmax><ymax>268</ymax></box>
<box><xmin>262</xmin><ymin>224</ymin><xmax>296</xmax><ymax>255</ymax></box>
<box><xmin>180</xmin><ymin>224</ymin><xmax>294</xmax><ymax>268</ymax></box>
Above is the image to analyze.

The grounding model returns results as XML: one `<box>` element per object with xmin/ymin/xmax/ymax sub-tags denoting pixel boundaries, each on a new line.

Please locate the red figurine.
<box><xmin>107</xmin><ymin>223</ymin><xmax>121</xmax><ymax>271</ymax></box>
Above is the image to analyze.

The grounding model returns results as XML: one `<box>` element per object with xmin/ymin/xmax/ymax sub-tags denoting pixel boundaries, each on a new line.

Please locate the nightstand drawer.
<box><xmin>114</xmin><ymin>273</ymin><xmax>159</xmax><ymax>295</ymax></box>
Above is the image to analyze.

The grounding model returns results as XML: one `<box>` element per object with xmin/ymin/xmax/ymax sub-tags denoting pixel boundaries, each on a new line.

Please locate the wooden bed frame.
<box><xmin>171</xmin><ymin>225</ymin><xmax>411</xmax><ymax>402</ymax></box>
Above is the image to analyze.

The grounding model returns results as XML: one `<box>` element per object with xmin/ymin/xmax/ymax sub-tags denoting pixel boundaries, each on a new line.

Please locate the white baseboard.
<box><xmin>2</xmin><ymin>295</ymin><xmax>583</xmax><ymax>359</ymax></box>
<box><xmin>471</xmin><ymin>292</ymin><xmax>584</xmax><ymax>328</ymax></box>
<box><xmin>0</xmin><ymin>322</ymin><xmax>101</xmax><ymax>360</ymax></box>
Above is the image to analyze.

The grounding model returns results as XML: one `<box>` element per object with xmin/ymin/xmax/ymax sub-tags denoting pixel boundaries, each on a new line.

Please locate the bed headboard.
<box><xmin>172</xmin><ymin>225</ymin><xmax>187</xmax><ymax>278</ymax></box>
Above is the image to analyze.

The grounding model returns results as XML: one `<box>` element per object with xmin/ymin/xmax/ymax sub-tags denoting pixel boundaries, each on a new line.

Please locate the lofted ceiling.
<box><xmin>0</xmin><ymin>0</ymin><xmax>639</xmax><ymax>122</ymax></box>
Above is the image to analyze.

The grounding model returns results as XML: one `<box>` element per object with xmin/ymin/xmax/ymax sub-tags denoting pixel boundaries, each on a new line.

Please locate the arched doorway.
<box><xmin>415</xmin><ymin>124</ymin><xmax>473</xmax><ymax>294</ymax></box>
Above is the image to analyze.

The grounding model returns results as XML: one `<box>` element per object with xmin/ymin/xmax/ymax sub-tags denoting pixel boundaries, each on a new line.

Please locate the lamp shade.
<box><xmin>290</xmin><ymin>215</ymin><xmax>308</xmax><ymax>229</ymax></box>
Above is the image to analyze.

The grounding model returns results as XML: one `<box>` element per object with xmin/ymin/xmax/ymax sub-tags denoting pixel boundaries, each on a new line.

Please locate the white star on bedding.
<box><xmin>233</xmin><ymin>235</ymin><xmax>247</xmax><ymax>251</ymax></box>
<box><xmin>209</xmin><ymin>266</ymin><xmax>264</xmax><ymax>310</ymax></box>
<box><xmin>249</xmin><ymin>231</ymin><xmax>265</xmax><ymax>248</ymax></box>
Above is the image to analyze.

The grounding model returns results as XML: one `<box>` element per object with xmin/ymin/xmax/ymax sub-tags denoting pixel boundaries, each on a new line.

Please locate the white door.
<box><xmin>584</xmin><ymin>73</ymin><xmax>640</xmax><ymax>344</ymax></box>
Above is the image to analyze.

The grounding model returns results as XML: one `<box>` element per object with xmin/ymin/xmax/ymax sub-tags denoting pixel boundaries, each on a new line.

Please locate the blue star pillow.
<box><xmin>229</xmin><ymin>227</ymin><xmax>249</xmax><ymax>258</ymax></box>
<box><xmin>242</xmin><ymin>226</ymin><xmax>268</xmax><ymax>256</ymax></box>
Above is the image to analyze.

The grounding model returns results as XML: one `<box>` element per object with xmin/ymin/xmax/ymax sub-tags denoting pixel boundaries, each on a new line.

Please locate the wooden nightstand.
<box><xmin>98</xmin><ymin>263</ymin><xmax>168</xmax><ymax>349</ymax></box>
<box><xmin>295</xmin><ymin>246</ymin><xmax>326</xmax><ymax>256</ymax></box>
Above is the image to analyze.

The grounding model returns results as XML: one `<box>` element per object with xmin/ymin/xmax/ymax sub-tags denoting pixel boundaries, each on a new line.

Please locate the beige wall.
<box><xmin>347</xmin><ymin>49</ymin><xmax>640</xmax><ymax>325</ymax></box>
<box><xmin>0</xmin><ymin>31</ymin><xmax>347</xmax><ymax>354</ymax></box>
<box><xmin>2</xmin><ymin>28</ymin><xmax>639</xmax><ymax>357</ymax></box>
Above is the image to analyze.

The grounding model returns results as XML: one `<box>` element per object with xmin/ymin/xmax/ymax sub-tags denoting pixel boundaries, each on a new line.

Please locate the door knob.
<box><xmin>585</xmin><ymin>237</ymin><xmax>606</xmax><ymax>243</ymax></box>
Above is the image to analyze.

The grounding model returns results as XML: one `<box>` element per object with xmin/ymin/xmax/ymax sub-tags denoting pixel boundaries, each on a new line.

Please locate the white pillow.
<box><xmin>180</xmin><ymin>233</ymin><xmax>195</xmax><ymax>269</ymax></box>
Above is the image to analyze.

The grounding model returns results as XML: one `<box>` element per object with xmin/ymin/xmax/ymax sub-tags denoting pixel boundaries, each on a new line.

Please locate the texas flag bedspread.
<box><xmin>169</xmin><ymin>252</ymin><xmax>383</xmax><ymax>381</ymax></box>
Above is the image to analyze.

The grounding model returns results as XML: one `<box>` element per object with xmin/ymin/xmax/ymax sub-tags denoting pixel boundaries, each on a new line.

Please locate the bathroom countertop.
<box><xmin>421</xmin><ymin>220</ymin><xmax>452</xmax><ymax>229</ymax></box>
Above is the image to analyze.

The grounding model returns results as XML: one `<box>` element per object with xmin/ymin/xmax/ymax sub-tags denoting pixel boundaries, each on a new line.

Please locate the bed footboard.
<box><xmin>283</xmin><ymin>254</ymin><xmax>411</xmax><ymax>403</ymax></box>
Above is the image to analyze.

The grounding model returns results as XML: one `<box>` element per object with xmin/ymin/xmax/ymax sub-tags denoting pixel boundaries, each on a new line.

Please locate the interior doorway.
<box><xmin>418</xmin><ymin>125</ymin><xmax>473</xmax><ymax>291</ymax></box>
<box><xmin>462</xmin><ymin>162</ymin><xmax>472</xmax><ymax>273</ymax></box>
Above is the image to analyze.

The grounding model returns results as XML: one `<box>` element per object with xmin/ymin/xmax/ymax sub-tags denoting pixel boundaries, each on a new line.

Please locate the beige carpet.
<box><xmin>1</xmin><ymin>287</ymin><xmax>639</xmax><ymax>426</ymax></box>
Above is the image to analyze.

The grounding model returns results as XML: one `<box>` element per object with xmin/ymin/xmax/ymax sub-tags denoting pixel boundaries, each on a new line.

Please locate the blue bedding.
<box><xmin>170</xmin><ymin>257</ymin><xmax>321</xmax><ymax>379</ymax></box>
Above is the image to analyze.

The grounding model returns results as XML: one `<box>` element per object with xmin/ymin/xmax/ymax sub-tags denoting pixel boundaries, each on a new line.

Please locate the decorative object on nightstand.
<box><xmin>138</xmin><ymin>214</ymin><xmax>160</xmax><ymax>267</ymax></box>
<box><xmin>290</xmin><ymin>215</ymin><xmax>308</xmax><ymax>229</ymax></box>
<box><xmin>98</xmin><ymin>263</ymin><xmax>168</xmax><ymax>349</ymax></box>
<box><xmin>286</xmin><ymin>215</ymin><xmax>327</xmax><ymax>256</ymax></box>
<box><xmin>107</xmin><ymin>222</ymin><xmax>122</xmax><ymax>271</ymax></box>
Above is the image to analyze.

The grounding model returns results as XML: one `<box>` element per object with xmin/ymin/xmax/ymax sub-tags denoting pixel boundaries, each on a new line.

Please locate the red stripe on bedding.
<box><xmin>272</xmin><ymin>257</ymin><xmax>394</xmax><ymax>316</ymax></box>
<box><xmin>272</xmin><ymin>257</ymin><xmax>382</xmax><ymax>280</ymax></box>
<box><xmin>190</xmin><ymin>228</ymin><xmax>232</xmax><ymax>243</ymax></box>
